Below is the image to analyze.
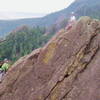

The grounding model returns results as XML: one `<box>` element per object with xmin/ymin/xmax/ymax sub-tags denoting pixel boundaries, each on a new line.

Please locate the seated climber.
<box><xmin>0</xmin><ymin>58</ymin><xmax>10</xmax><ymax>82</ymax></box>
<box><xmin>66</xmin><ymin>12</ymin><xmax>76</xmax><ymax>30</ymax></box>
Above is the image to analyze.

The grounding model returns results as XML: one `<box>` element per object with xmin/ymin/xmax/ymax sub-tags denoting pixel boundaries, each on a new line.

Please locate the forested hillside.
<box><xmin>0</xmin><ymin>26</ymin><xmax>53</xmax><ymax>61</ymax></box>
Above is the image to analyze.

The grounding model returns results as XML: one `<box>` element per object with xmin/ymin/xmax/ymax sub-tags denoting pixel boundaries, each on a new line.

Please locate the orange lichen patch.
<box><xmin>51</xmin><ymin>92</ymin><xmax>59</xmax><ymax>100</ymax></box>
<box><xmin>38</xmin><ymin>95</ymin><xmax>44</xmax><ymax>100</ymax></box>
<box><xmin>67</xmin><ymin>46</ymin><xmax>85</xmax><ymax>75</ymax></box>
<box><xmin>49</xmin><ymin>80</ymin><xmax>66</xmax><ymax>100</ymax></box>
<box><xmin>50</xmin><ymin>84</ymin><xmax>60</xmax><ymax>100</ymax></box>
<box><xmin>43</xmin><ymin>42</ymin><xmax>57</xmax><ymax>64</ymax></box>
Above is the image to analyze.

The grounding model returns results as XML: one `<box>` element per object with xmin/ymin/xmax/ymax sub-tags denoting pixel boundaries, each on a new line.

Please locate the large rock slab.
<box><xmin>0</xmin><ymin>17</ymin><xmax>100</xmax><ymax>100</ymax></box>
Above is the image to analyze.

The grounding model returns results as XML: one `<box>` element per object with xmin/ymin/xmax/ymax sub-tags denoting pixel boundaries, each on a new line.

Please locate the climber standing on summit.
<box><xmin>66</xmin><ymin>12</ymin><xmax>76</xmax><ymax>30</ymax></box>
<box><xmin>0</xmin><ymin>58</ymin><xmax>10</xmax><ymax>83</ymax></box>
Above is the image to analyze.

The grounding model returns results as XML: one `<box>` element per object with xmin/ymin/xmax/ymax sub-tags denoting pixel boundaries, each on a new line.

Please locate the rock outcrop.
<box><xmin>0</xmin><ymin>16</ymin><xmax>100</xmax><ymax>100</ymax></box>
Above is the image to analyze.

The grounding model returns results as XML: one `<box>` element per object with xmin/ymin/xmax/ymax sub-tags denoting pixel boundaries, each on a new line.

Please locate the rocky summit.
<box><xmin>0</xmin><ymin>16</ymin><xmax>100</xmax><ymax>100</ymax></box>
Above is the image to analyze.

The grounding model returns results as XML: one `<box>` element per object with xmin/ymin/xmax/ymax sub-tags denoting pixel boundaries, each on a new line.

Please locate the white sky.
<box><xmin>0</xmin><ymin>0</ymin><xmax>75</xmax><ymax>19</ymax></box>
<box><xmin>0</xmin><ymin>0</ymin><xmax>75</xmax><ymax>13</ymax></box>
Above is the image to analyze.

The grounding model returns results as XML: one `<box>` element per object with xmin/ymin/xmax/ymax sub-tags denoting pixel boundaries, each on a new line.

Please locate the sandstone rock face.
<box><xmin>0</xmin><ymin>17</ymin><xmax>100</xmax><ymax>100</ymax></box>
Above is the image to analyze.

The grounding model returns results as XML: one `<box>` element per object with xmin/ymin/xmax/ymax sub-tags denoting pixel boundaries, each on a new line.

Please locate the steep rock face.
<box><xmin>0</xmin><ymin>17</ymin><xmax>100</xmax><ymax>100</ymax></box>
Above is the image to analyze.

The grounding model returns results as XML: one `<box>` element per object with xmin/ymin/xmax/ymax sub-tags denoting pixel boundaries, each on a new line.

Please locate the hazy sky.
<box><xmin>0</xmin><ymin>0</ymin><xmax>75</xmax><ymax>19</ymax></box>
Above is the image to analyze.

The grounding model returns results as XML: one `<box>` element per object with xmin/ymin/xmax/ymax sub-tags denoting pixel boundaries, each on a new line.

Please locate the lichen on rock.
<box><xmin>43</xmin><ymin>42</ymin><xmax>57</xmax><ymax>64</ymax></box>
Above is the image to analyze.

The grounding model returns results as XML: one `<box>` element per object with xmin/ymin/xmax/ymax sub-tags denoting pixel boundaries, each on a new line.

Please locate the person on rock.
<box><xmin>66</xmin><ymin>12</ymin><xmax>76</xmax><ymax>30</ymax></box>
<box><xmin>0</xmin><ymin>58</ymin><xmax>10</xmax><ymax>83</ymax></box>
